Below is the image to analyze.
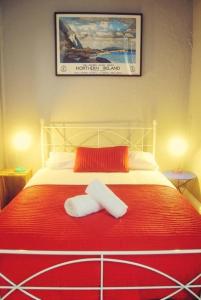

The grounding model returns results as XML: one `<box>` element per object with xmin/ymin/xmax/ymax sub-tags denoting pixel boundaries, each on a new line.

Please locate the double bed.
<box><xmin>0</xmin><ymin>120</ymin><xmax>201</xmax><ymax>300</ymax></box>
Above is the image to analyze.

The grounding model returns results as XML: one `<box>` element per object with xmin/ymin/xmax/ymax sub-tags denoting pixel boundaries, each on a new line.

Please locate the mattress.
<box><xmin>26</xmin><ymin>168</ymin><xmax>175</xmax><ymax>187</ymax></box>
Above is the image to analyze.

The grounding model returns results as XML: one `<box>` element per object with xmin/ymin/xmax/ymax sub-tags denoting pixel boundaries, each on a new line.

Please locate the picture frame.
<box><xmin>55</xmin><ymin>12</ymin><xmax>142</xmax><ymax>76</ymax></box>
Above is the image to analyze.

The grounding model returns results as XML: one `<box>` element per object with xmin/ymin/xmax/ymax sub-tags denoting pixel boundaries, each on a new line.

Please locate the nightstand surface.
<box><xmin>0</xmin><ymin>168</ymin><xmax>31</xmax><ymax>176</ymax></box>
<box><xmin>163</xmin><ymin>171</ymin><xmax>196</xmax><ymax>181</ymax></box>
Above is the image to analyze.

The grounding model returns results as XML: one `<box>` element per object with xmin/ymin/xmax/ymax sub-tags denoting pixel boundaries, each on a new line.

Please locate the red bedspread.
<box><xmin>0</xmin><ymin>184</ymin><xmax>201</xmax><ymax>300</ymax></box>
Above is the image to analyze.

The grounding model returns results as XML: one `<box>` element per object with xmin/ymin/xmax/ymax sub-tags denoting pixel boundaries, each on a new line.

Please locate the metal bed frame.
<box><xmin>0</xmin><ymin>249</ymin><xmax>201</xmax><ymax>300</ymax></box>
<box><xmin>0</xmin><ymin>120</ymin><xmax>201</xmax><ymax>300</ymax></box>
<box><xmin>40</xmin><ymin>119</ymin><xmax>157</xmax><ymax>167</ymax></box>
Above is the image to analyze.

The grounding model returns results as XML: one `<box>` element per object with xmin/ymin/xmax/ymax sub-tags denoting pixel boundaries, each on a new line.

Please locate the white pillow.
<box><xmin>46</xmin><ymin>152</ymin><xmax>75</xmax><ymax>169</ymax></box>
<box><xmin>129</xmin><ymin>151</ymin><xmax>159</xmax><ymax>170</ymax></box>
<box><xmin>49</xmin><ymin>152</ymin><xmax>74</xmax><ymax>161</ymax></box>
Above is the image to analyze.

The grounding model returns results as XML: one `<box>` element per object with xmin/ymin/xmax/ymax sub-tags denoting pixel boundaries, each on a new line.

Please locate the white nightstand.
<box><xmin>163</xmin><ymin>171</ymin><xmax>197</xmax><ymax>193</ymax></box>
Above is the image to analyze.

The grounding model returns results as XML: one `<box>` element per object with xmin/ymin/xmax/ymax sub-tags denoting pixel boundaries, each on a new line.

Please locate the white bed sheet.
<box><xmin>26</xmin><ymin>168</ymin><xmax>175</xmax><ymax>189</ymax></box>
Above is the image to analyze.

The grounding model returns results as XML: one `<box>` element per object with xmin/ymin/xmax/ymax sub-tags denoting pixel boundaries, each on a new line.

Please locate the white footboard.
<box><xmin>0</xmin><ymin>249</ymin><xmax>201</xmax><ymax>300</ymax></box>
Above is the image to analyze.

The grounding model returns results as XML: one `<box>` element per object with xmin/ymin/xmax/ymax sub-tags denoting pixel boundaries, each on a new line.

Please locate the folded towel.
<box><xmin>64</xmin><ymin>194</ymin><xmax>102</xmax><ymax>217</ymax></box>
<box><xmin>85</xmin><ymin>180</ymin><xmax>128</xmax><ymax>218</ymax></box>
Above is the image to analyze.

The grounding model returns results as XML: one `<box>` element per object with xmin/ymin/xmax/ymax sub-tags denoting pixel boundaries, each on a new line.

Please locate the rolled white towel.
<box><xmin>64</xmin><ymin>194</ymin><xmax>102</xmax><ymax>217</ymax></box>
<box><xmin>85</xmin><ymin>180</ymin><xmax>128</xmax><ymax>218</ymax></box>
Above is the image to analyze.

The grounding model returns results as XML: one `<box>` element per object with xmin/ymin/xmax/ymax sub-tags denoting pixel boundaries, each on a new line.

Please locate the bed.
<box><xmin>0</xmin><ymin>120</ymin><xmax>201</xmax><ymax>300</ymax></box>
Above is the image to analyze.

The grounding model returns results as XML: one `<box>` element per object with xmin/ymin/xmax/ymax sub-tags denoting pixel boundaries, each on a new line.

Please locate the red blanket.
<box><xmin>0</xmin><ymin>184</ymin><xmax>201</xmax><ymax>300</ymax></box>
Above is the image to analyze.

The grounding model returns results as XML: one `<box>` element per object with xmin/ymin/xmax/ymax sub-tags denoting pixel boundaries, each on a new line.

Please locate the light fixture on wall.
<box><xmin>168</xmin><ymin>136</ymin><xmax>188</xmax><ymax>171</ymax></box>
<box><xmin>11</xmin><ymin>131</ymin><xmax>32</xmax><ymax>172</ymax></box>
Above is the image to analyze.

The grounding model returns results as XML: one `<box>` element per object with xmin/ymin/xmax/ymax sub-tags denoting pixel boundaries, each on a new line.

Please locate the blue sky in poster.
<box><xmin>62</xmin><ymin>17</ymin><xmax>135</xmax><ymax>34</ymax></box>
<box><xmin>61</xmin><ymin>16</ymin><xmax>136</xmax><ymax>50</ymax></box>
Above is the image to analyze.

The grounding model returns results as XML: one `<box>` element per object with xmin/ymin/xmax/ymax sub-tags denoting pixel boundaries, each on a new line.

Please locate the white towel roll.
<box><xmin>85</xmin><ymin>180</ymin><xmax>128</xmax><ymax>218</ymax></box>
<box><xmin>64</xmin><ymin>194</ymin><xmax>102</xmax><ymax>217</ymax></box>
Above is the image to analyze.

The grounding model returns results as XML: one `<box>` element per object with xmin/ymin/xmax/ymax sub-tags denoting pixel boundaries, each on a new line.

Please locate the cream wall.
<box><xmin>0</xmin><ymin>3</ymin><xmax>5</xmax><ymax>169</ymax></box>
<box><xmin>188</xmin><ymin>0</ymin><xmax>201</xmax><ymax>186</ymax></box>
<box><xmin>1</xmin><ymin>0</ymin><xmax>192</xmax><ymax>171</ymax></box>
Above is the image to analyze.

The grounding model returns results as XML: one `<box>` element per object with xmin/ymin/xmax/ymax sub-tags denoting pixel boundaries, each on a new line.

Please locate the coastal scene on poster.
<box><xmin>56</xmin><ymin>14</ymin><xmax>141</xmax><ymax>75</ymax></box>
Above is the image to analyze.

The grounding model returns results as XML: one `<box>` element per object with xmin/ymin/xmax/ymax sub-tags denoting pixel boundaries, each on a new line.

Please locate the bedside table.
<box><xmin>163</xmin><ymin>171</ymin><xmax>196</xmax><ymax>193</ymax></box>
<box><xmin>0</xmin><ymin>169</ymin><xmax>32</xmax><ymax>209</ymax></box>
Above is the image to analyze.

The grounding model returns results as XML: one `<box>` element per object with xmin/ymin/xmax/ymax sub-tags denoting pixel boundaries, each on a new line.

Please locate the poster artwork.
<box><xmin>55</xmin><ymin>13</ymin><xmax>142</xmax><ymax>76</ymax></box>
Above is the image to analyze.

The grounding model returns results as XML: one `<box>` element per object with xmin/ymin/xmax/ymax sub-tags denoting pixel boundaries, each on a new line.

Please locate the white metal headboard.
<box><xmin>40</xmin><ymin>120</ymin><xmax>157</xmax><ymax>167</ymax></box>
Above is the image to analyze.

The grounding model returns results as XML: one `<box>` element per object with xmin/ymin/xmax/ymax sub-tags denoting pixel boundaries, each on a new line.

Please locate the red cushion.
<box><xmin>74</xmin><ymin>146</ymin><xmax>129</xmax><ymax>172</ymax></box>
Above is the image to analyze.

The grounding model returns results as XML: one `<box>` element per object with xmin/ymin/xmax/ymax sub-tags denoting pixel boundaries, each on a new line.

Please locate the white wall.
<box><xmin>188</xmin><ymin>0</ymin><xmax>201</xmax><ymax>191</ymax></box>
<box><xmin>1</xmin><ymin>0</ymin><xmax>193</xmax><ymax>171</ymax></box>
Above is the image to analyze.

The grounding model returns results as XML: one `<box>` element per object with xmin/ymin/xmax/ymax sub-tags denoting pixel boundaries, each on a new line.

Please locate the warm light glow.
<box><xmin>12</xmin><ymin>131</ymin><xmax>32</xmax><ymax>151</ymax></box>
<box><xmin>168</xmin><ymin>136</ymin><xmax>188</xmax><ymax>157</ymax></box>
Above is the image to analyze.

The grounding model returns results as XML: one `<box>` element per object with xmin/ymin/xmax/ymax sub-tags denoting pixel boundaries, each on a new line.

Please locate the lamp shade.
<box><xmin>168</xmin><ymin>136</ymin><xmax>188</xmax><ymax>157</ymax></box>
<box><xmin>12</xmin><ymin>131</ymin><xmax>32</xmax><ymax>151</ymax></box>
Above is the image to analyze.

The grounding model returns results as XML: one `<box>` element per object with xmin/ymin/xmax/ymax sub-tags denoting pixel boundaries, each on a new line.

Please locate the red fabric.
<box><xmin>0</xmin><ymin>184</ymin><xmax>201</xmax><ymax>300</ymax></box>
<box><xmin>74</xmin><ymin>146</ymin><xmax>129</xmax><ymax>172</ymax></box>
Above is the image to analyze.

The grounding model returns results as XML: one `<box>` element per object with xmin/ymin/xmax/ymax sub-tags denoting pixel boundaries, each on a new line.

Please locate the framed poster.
<box><xmin>55</xmin><ymin>12</ymin><xmax>142</xmax><ymax>76</ymax></box>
